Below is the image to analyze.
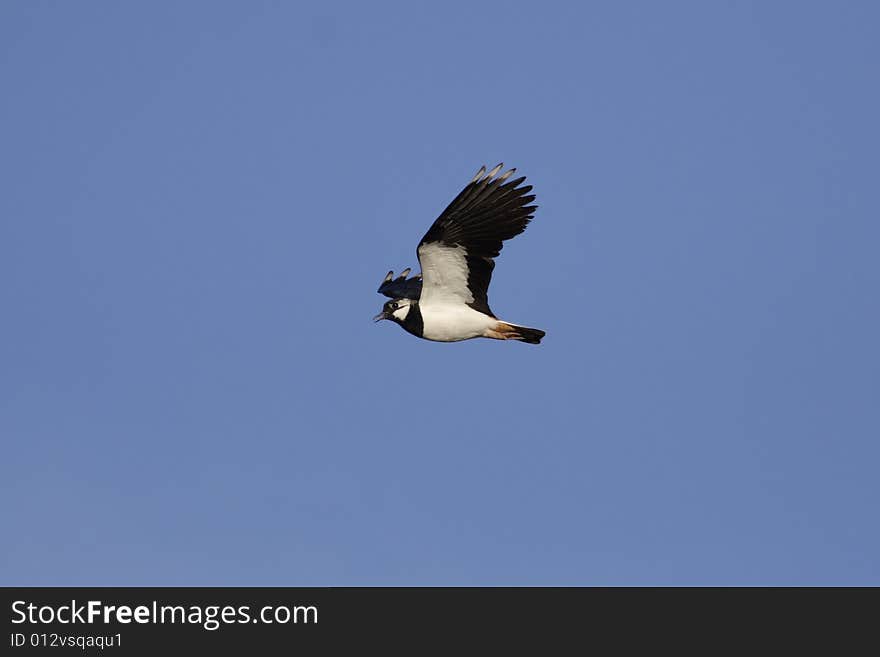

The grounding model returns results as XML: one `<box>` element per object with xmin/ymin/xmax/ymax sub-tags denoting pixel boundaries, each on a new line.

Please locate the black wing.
<box><xmin>377</xmin><ymin>268</ymin><xmax>423</xmax><ymax>300</ymax></box>
<box><xmin>416</xmin><ymin>163</ymin><xmax>537</xmax><ymax>316</ymax></box>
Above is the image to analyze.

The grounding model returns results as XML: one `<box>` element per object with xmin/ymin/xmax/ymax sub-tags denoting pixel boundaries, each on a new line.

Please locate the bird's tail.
<box><xmin>490</xmin><ymin>321</ymin><xmax>546</xmax><ymax>345</ymax></box>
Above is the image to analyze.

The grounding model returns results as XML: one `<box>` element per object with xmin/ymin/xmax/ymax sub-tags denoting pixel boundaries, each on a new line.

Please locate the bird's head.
<box><xmin>373</xmin><ymin>297</ymin><xmax>413</xmax><ymax>323</ymax></box>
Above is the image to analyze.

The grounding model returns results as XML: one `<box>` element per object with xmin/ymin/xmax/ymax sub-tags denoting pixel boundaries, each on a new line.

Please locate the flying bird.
<box><xmin>374</xmin><ymin>163</ymin><xmax>545</xmax><ymax>344</ymax></box>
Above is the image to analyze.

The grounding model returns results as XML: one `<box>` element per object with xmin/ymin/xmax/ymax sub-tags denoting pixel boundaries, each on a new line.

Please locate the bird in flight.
<box><xmin>374</xmin><ymin>163</ymin><xmax>545</xmax><ymax>344</ymax></box>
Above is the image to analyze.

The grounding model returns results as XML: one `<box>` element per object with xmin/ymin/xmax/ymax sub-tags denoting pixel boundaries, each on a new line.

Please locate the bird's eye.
<box><xmin>391</xmin><ymin>303</ymin><xmax>398</xmax><ymax>310</ymax></box>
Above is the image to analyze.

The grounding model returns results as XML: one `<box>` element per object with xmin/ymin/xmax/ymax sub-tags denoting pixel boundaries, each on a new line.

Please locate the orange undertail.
<box><xmin>485</xmin><ymin>321</ymin><xmax>546</xmax><ymax>344</ymax></box>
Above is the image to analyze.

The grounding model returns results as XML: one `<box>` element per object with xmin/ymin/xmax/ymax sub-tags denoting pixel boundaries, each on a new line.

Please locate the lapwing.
<box><xmin>374</xmin><ymin>163</ymin><xmax>545</xmax><ymax>344</ymax></box>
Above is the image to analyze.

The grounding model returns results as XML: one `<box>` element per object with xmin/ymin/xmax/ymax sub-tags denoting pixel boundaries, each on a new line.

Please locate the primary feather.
<box><xmin>417</xmin><ymin>164</ymin><xmax>537</xmax><ymax>317</ymax></box>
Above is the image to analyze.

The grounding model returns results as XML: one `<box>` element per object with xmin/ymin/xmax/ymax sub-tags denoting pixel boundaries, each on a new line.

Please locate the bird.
<box><xmin>374</xmin><ymin>163</ymin><xmax>546</xmax><ymax>344</ymax></box>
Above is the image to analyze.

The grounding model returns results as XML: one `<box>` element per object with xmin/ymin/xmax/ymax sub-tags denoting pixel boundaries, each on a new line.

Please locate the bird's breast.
<box><xmin>418</xmin><ymin>303</ymin><xmax>495</xmax><ymax>342</ymax></box>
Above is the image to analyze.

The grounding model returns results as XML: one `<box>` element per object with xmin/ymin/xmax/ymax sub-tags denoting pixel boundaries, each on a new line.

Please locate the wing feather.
<box><xmin>417</xmin><ymin>164</ymin><xmax>537</xmax><ymax>315</ymax></box>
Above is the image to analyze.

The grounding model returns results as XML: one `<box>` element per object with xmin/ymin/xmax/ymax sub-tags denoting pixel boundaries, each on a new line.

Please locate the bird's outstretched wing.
<box><xmin>416</xmin><ymin>163</ymin><xmax>537</xmax><ymax>316</ymax></box>
<box><xmin>377</xmin><ymin>268</ymin><xmax>423</xmax><ymax>300</ymax></box>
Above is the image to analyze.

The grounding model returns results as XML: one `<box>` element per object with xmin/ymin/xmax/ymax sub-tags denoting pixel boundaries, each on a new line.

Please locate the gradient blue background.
<box><xmin>2</xmin><ymin>1</ymin><xmax>878</xmax><ymax>585</ymax></box>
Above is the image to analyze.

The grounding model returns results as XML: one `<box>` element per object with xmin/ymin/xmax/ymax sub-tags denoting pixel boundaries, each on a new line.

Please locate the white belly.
<box><xmin>419</xmin><ymin>303</ymin><xmax>495</xmax><ymax>342</ymax></box>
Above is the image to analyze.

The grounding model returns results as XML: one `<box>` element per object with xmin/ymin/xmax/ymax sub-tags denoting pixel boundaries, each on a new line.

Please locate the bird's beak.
<box><xmin>373</xmin><ymin>311</ymin><xmax>388</xmax><ymax>322</ymax></box>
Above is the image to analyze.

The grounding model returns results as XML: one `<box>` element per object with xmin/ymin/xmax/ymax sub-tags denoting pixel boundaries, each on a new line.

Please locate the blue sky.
<box><xmin>2</xmin><ymin>1</ymin><xmax>878</xmax><ymax>585</ymax></box>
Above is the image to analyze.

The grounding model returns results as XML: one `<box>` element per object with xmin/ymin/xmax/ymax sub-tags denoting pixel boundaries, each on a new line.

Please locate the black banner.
<box><xmin>1</xmin><ymin>587</ymin><xmax>873</xmax><ymax>652</ymax></box>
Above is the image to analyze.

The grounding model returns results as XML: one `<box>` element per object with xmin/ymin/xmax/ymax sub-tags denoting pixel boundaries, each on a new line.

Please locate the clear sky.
<box><xmin>2</xmin><ymin>1</ymin><xmax>878</xmax><ymax>585</ymax></box>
